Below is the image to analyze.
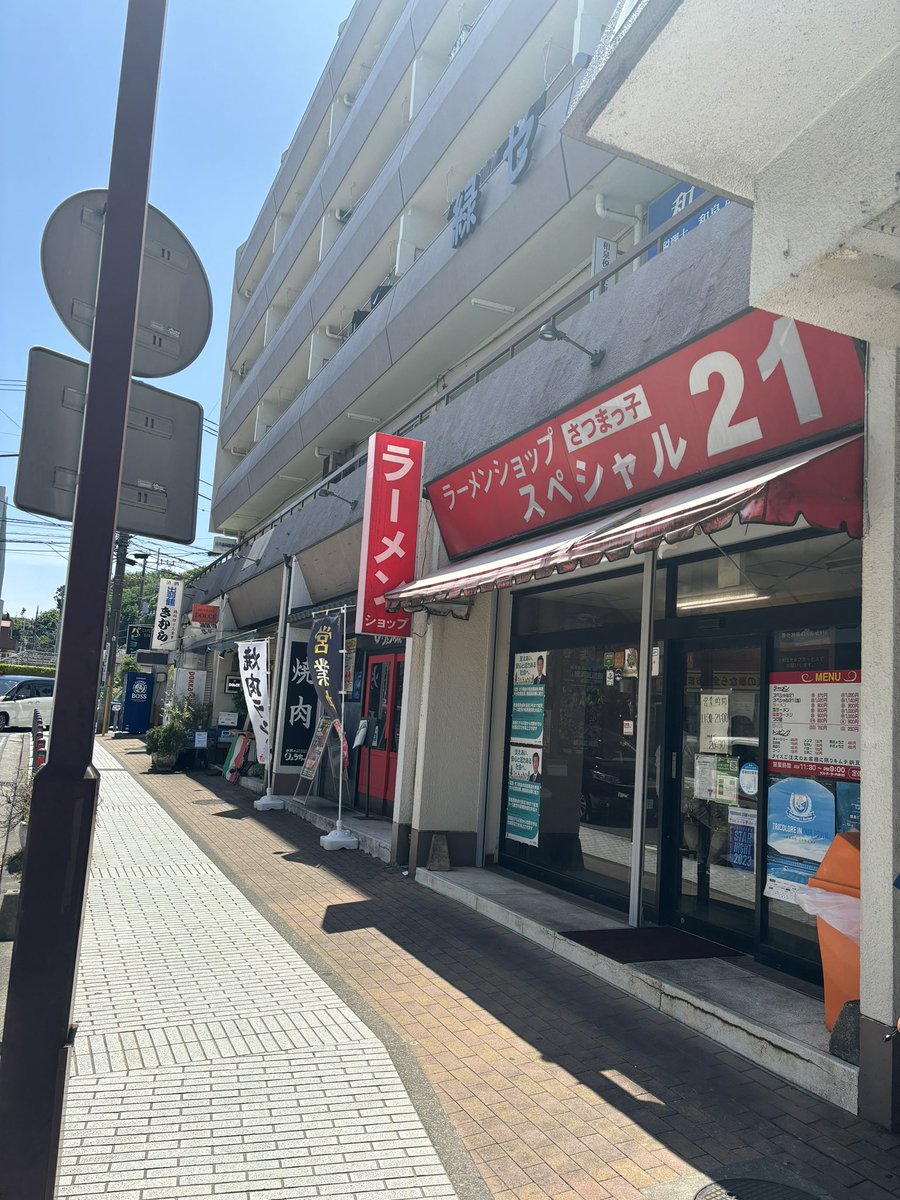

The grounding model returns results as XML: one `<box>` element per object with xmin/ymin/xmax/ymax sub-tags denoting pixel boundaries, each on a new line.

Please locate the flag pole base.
<box><xmin>320</xmin><ymin>823</ymin><xmax>359</xmax><ymax>851</ymax></box>
<box><xmin>254</xmin><ymin>794</ymin><xmax>285</xmax><ymax>811</ymax></box>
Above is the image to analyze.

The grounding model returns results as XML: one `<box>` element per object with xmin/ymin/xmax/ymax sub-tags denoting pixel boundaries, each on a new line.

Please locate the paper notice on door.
<box><xmin>715</xmin><ymin>757</ymin><xmax>739</xmax><ymax>805</ymax></box>
<box><xmin>694</xmin><ymin>754</ymin><xmax>716</xmax><ymax>802</ymax></box>
<box><xmin>700</xmin><ymin>692</ymin><xmax>730</xmax><ymax>753</ymax></box>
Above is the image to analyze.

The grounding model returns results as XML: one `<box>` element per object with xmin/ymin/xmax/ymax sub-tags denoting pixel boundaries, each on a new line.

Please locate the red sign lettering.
<box><xmin>356</xmin><ymin>433</ymin><xmax>425</xmax><ymax>637</ymax></box>
<box><xmin>429</xmin><ymin>311</ymin><xmax>863</xmax><ymax>558</ymax></box>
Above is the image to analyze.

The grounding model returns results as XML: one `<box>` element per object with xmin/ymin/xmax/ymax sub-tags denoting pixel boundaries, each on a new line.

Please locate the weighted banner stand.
<box><xmin>320</xmin><ymin>605</ymin><xmax>358</xmax><ymax>851</ymax></box>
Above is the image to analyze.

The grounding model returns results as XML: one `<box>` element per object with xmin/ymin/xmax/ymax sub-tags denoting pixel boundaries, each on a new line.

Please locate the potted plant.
<box><xmin>145</xmin><ymin>721</ymin><xmax>187</xmax><ymax>771</ymax></box>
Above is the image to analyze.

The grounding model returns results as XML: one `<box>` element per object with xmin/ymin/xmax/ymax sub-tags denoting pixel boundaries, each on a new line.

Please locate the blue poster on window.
<box><xmin>506</xmin><ymin>779</ymin><xmax>541</xmax><ymax>845</ymax></box>
<box><xmin>510</xmin><ymin>684</ymin><xmax>545</xmax><ymax>743</ymax></box>
<box><xmin>764</xmin><ymin>775</ymin><xmax>835</xmax><ymax>903</ymax></box>
<box><xmin>647</xmin><ymin>182</ymin><xmax>729</xmax><ymax>259</ymax></box>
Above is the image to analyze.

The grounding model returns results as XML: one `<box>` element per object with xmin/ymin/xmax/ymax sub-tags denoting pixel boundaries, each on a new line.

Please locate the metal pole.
<box><xmin>265</xmin><ymin>555</ymin><xmax>292</xmax><ymax>800</ymax></box>
<box><xmin>337</xmin><ymin>605</ymin><xmax>347</xmax><ymax>829</ymax></box>
<box><xmin>98</xmin><ymin>531</ymin><xmax>131</xmax><ymax>734</ymax></box>
<box><xmin>135</xmin><ymin>551</ymin><xmax>150</xmax><ymax>615</ymax></box>
<box><xmin>0</xmin><ymin>5</ymin><xmax>167</xmax><ymax>1197</ymax></box>
<box><xmin>628</xmin><ymin>552</ymin><xmax>657</xmax><ymax>928</ymax></box>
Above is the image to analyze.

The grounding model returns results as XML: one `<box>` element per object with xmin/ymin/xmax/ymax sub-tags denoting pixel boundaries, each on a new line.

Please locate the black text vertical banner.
<box><xmin>280</xmin><ymin>639</ymin><xmax>318</xmax><ymax>767</ymax></box>
<box><xmin>307</xmin><ymin>614</ymin><xmax>343</xmax><ymax>720</ymax></box>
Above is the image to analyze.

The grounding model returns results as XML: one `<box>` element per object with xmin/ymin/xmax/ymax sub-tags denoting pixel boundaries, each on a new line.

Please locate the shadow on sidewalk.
<box><xmin>120</xmin><ymin>751</ymin><xmax>900</xmax><ymax>1198</ymax></box>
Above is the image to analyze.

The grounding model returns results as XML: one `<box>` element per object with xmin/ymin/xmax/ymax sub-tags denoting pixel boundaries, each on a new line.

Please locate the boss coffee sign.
<box><xmin>429</xmin><ymin>311</ymin><xmax>863</xmax><ymax>558</ymax></box>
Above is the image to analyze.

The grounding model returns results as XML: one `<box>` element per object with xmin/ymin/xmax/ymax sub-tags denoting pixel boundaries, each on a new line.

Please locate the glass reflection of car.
<box><xmin>579</xmin><ymin>731</ymin><xmax>657</xmax><ymax>827</ymax></box>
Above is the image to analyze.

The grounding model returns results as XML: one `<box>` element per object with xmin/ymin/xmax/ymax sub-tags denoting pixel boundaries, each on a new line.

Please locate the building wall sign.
<box><xmin>127</xmin><ymin>624</ymin><xmax>152</xmax><ymax>653</ymax></box>
<box><xmin>172</xmin><ymin>667</ymin><xmax>206</xmax><ymax>700</ymax></box>
<box><xmin>151</xmin><ymin>578</ymin><xmax>184</xmax><ymax>650</ymax></box>
<box><xmin>450</xmin><ymin>93</ymin><xmax>545</xmax><ymax>248</ymax></box>
<box><xmin>429</xmin><ymin>311</ymin><xmax>864</xmax><ymax>558</ymax></box>
<box><xmin>190</xmin><ymin>603</ymin><xmax>220</xmax><ymax>626</ymax></box>
<box><xmin>356</xmin><ymin>433</ymin><xmax>425</xmax><ymax>636</ymax></box>
<box><xmin>647</xmin><ymin>181</ymin><xmax>730</xmax><ymax>258</ymax></box>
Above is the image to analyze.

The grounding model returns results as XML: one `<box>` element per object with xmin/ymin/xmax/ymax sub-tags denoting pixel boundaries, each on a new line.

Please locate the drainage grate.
<box><xmin>695</xmin><ymin>1182</ymin><xmax>817</xmax><ymax>1200</ymax></box>
<box><xmin>191</xmin><ymin>798</ymin><xmax>222</xmax><ymax>806</ymax></box>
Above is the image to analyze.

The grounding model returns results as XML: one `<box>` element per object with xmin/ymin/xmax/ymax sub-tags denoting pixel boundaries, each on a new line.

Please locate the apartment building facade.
<box><xmin>182</xmin><ymin>0</ymin><xmax>889</xmax><ymax>1124</ymax></box>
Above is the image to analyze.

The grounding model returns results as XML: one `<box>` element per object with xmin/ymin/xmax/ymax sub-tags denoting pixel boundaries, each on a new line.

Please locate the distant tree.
<box><xmin>10</xmin><ymin>607</ymin><xmax>59</xmax><ymax>652</ymax></box>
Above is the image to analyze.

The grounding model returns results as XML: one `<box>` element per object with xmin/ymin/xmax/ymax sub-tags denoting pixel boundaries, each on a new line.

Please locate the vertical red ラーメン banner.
<box><xmin>356</xmin><ymin>433</ymin><xmax>425</xmax><ymax>637</ymax></box>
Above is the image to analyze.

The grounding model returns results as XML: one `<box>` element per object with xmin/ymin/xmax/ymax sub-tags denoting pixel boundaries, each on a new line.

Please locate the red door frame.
<box><xmin>360</xmin><ymin>652</ymin><xmax>405</xmax><ymax>816</ymax></box>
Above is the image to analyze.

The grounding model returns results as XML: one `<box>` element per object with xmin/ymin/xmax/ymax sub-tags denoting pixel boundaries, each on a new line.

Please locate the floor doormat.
<box><xmin>559</xmin><ymin>925</ymin><xmax>743</xmax><ymax>962</ymax></box>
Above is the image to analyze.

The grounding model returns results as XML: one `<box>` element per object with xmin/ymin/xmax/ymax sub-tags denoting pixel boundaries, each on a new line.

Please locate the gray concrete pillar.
<box><xmin>859</xmin><ymin>345</ymin><xmax>900</xmax><ymax>1130</ymax></box>
<box><xmin>408</xmin><ymin>594</ymin><xmax>495</xmax><ymax>872</ymax></box>
<box><xmin>390</xmin><ymin>607</ymin><xmax>427</xmax><ymax>866</ymax></box>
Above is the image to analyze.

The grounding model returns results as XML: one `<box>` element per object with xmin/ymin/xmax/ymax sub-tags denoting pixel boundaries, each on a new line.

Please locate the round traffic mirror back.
<box><xmin>41</xmin><ymin>189</ymin><xmax>212</xmax><ymax>378</ymax></box>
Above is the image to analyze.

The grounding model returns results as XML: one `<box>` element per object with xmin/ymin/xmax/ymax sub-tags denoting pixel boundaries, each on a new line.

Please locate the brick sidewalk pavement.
<box><xmin>101</xmin><ymin>739</ymin><xmax>900</xmax><ymax>1200</ymax></box>
<box><xmin>57</xmin><ymin>745</ymin><xmax>463</xmax><ymax>1200</ymax></box>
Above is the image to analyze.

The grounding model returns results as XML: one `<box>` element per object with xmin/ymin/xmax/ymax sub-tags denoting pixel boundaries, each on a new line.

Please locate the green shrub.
<box><xmin>0</xmin><ymin>663</ymin><xmax>55</xmax><ymax>678</ymax></box>
<box><xmin>162</xmin><ymin>693</ymin><xmax>210</xmax><ymax>731</ymax></box>
<box><xmin>145</xmin><ymin>723</ymin><xmax>187</xmax><ymax>757</ymax></box>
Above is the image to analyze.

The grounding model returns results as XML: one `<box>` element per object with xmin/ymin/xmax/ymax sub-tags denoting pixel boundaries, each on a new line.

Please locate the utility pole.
<box><xmin>0</xmin><ymin>3</ymin><xmax>168</xmax><ymax>1196</ymax></box>
<box><xmin>133</xmin><ymin>549</ymin><xmax>151</xmax><ymax>616</ymax></box>
<box><xmin>98</xmin><ymin>531</ymin><xmax>131</xmax><ymax>735</ymax></box>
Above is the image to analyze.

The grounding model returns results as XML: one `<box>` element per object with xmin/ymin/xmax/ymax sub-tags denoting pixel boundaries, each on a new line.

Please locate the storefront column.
<box><xmin>408</xmin><ymin>595</ymin><xmax>495</xmax><ymax>872</ymax></box>
<box><xmin>628</xmin><ymin>552</ymin><xmax>656</xmax><ymax>926</ymax></box>
<box><xmin>390</xmin><ymin>608</ymin><xmax>428</xmax><ymax>865</ymax></box>
<box><xmin>859</xmin><ymin>345</ymin><xmax>900</xmax><ymax>1130</ymax></box>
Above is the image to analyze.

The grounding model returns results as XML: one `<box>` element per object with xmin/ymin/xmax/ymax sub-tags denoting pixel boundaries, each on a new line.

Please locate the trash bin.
<box><xmin>800</xmin><ymin>832</ymin><xmax>860</xmax><ymax>1031</ymax></box>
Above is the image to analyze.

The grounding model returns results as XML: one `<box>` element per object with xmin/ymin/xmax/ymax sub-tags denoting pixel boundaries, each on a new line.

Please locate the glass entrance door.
<box><xmin>674</xmin><ymin>638</ymin><xmax>762</xmax><ymax>943</ymax></box>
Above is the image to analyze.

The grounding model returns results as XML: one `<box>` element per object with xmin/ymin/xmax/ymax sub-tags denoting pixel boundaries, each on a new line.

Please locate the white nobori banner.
<box><xmin>238</xmin><ymin>640</ymin><xmax>270</xmax><ymax>765</ymax></box>
<box><xmin>151</xmin><ymin>578</ymin><xmax>184</xmax><ymax>650</ymax></box>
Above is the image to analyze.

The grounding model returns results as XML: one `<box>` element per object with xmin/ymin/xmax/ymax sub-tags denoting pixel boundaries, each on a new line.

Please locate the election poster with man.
<box><xmin>505</xmin><ymin>651</ymin><xmax>549</xmax><ymax>846</ymax></box>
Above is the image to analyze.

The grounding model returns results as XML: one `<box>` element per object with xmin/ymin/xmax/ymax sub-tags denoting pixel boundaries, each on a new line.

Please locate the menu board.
<box><xmin>765</xmin><ymin>669</ymin><xmax>859</xmax><ymax>904</ymax></box>
<box><xmin>767</xmin><ymin>670</ymin><xmax>860</xmax><ymax>780</ymax></box>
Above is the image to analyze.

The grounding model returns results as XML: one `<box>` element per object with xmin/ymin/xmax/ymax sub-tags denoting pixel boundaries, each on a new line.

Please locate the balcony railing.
<box><xmin>207</xmin><ymin>190</ymin><xmax>735</xmax><ymax>576</ymax></box>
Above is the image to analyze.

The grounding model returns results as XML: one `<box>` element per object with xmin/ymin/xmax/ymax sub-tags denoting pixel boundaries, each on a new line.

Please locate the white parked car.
<box><xmin>0</xmin><ymin>677</ymin><xmax>55</xmax><ymax>730</ymax></box>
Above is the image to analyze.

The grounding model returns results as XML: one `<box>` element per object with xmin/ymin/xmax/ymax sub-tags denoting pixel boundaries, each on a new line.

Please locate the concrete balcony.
<box><xmin>565</xmin><ymin>0</ymin><xmax>900</xmax><ymax>343</ymax></box>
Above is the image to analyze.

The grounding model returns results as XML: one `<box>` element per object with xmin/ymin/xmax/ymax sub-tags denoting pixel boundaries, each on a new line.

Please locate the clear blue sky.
<box><xmin>0</xmin><ymin>0</ymin><xmax>352</xmax><ymax>617</ymax></box>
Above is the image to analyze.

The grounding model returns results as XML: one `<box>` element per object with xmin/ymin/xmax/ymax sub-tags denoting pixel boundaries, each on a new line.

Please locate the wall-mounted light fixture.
<box><xmin>320</xmin><ymin>487</ymin><xmax>358</xmax><ymax>512</ymax></box>
<box><xmin>538</xmin><ymin>318</ymin><xmax>604</xmax><ymax>367</ymax></box>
